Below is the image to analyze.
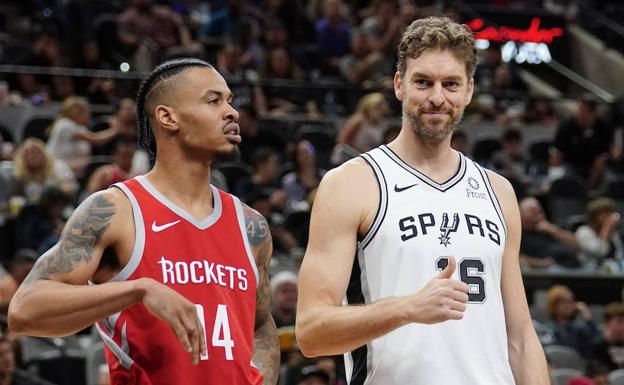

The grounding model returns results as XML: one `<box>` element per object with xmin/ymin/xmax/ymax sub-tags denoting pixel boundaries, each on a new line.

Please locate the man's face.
<box><xmin>606</xmin><ymin>315</ymin><xmax>624</xmax><ymax>342</ymax></box>
<box><xmin>166</xmin><ymin>67</ymin><xmax>240</xmax><ymax>161</ymax></box>
<box><xmin>117</xmin><ymin>99</ymin><xmax>136</xmax><ymax>124</ymax></box>
<box><xmin>274</xmin><ymin>282</ymin><xmax>298</xmax><ymax>312</ymax></box>
<box><xmin>520</xmin><ymin>198</ymin><xmax>545</xmax><ymax>227</ymax></box>
<box><xmin>394</xmin><ymin>49</ymin><xmax>473</xmax><ymax>145</ymax></box>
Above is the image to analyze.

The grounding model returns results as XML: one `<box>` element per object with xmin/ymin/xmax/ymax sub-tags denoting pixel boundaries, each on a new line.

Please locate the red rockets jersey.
<box><xmin>95</xmin><ymin>176</ymin><xmax>262</xmax><ymax>385</ymax></box>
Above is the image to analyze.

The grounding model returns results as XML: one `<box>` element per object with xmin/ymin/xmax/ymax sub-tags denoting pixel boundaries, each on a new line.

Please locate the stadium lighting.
<box><xmin>120</xmin><ymin>62</ymin><xmax>131</xmax><ymax>72</ymax></box>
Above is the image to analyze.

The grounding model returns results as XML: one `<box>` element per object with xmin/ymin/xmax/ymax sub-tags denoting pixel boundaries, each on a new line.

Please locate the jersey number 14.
<box><xmin>195</xmin><ymin>304</ymin><xmax>235</xmax><ymax>360</ymax></box>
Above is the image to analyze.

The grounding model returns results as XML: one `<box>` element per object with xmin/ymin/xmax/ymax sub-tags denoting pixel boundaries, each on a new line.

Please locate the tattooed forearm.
<box><xmin>244</xmin><ymin>204</ymin><xmax>279</xmax><ymax>384</ymax></box>
<box><xmin>24</xmin><ymin>194</ymin><xmax>115</xmax><ymax>283</ymax></box>
<box><xmin>254</xmin><ymin>316</ymin><xmax>280</xmax><ymax>385</ymax></box>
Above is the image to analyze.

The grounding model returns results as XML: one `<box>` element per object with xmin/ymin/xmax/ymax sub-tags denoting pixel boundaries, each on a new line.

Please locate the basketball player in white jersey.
<box><xmin>296</xmin><ymin>17</ymin><xmax>549</xmax><ymax>385</ymax></box>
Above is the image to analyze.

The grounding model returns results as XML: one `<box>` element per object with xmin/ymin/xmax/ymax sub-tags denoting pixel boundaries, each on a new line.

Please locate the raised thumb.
<box><xmin>437</xmin><ymin>256</ymin><xmax>456</xmax><ymax>279</ymax></box>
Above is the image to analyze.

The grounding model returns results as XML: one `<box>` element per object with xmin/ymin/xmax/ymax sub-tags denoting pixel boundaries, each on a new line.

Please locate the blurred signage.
<box><xmin>466</xmin><ymin>16</ymin><xmax>566</xmax><ymax>64</ymax></box>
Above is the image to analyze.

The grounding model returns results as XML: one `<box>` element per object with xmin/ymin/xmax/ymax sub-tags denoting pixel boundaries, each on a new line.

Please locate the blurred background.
<box><xmin>0</xmin><ymin>0</ymin><xmax>623</xmax><ymax>384</ymax></box>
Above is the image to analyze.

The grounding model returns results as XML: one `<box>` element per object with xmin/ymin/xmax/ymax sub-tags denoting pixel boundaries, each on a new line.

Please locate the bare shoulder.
<box><xmin>484</xmin><ymin>170</ymin><xmax>516</xmax><ymax>204</ymax></box>
<box><xmin>318</xmin><ymin>157</ymin><xmax>377</xmax><ymax>197</ymax></box>
<box><xmin>314</xmin><ymin>157</ymin><xmax>378</xmax><ymax>236</ymax></box>
<box><xmin>484</xmin><ymin>169</ymin><xmax>520</xmax><ymax>224</ymax></box>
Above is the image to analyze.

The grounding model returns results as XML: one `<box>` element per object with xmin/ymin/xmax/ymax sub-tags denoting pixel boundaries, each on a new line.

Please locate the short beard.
<box><xmin>404</xmin><ymin>103</ymin><xmax>463</xmax><ymax>145</ymax></box>
<box><xmin>214</xmin><ymin>145</ymin><xmax>240</xmax><ymax>163</ymax></box>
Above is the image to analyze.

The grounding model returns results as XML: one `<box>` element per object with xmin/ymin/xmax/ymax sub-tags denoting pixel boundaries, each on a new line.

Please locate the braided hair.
<box><xmin>136</xmin><ymin>58</ymin><xmax>214</xmax><ymax>158</ymax></box>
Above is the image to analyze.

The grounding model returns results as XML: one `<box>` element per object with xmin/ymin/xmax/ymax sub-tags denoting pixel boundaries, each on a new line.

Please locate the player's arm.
<box><xmin>9</xmin><ymin>189</ymin><xmax>206</xmax><ymax>364</ymax></box>
<box><xmin>244</xmin><ymin>204</ymin><xmax>279</xmax><ymax>385</ymax></box>
<box><xmin>296</xmin><ymin>161</ymin><xmax>468</xmax><ymax>357</ymax></box>
<box><xmin>488</xmin><ymin>171</ymin><xmax>550</xmax><ymax>385</ymax></box>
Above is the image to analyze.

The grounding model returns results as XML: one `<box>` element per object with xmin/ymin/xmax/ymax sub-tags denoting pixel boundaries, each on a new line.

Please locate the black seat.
<box><xmin>548</xmin><ymin>176</ymin><xmax>588</xmax><ymax>226</ymax></box>
<box><xmin>294</xmin><ymin>124</ymin><xmax>336</xmax><ymax>169</ymax></box>
<box><xmin>22</xmin><ymin>117</ymin><xmax>54</xmax><ymax>142</ymax></box>
<box><xmin>215</xmin><ymin>162</ymin><xmax>253</xmax><ymax>192</ymax></box>
<box><xmin>472</xmin><ymin>137</ymin><xmax>501</xmax><ymax>166</ymax></box>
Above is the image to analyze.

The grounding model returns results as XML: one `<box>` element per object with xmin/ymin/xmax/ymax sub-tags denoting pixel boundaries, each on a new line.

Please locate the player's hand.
<box><xmin>406</xmin><ymin>256</ymin><xmax>469</xmax><ymax>324</ymax></box>
<box><xmin>138</xmin><ymin>278</ymin><xmax>207</xmax><ymax>365</ymax></box>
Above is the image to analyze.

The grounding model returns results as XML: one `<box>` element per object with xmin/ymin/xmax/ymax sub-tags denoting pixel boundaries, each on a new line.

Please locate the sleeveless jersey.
<box><xmin>95</xmin><ymin>175</ymin><xmax>262</xmax><ymax>385</ymax></box>
<box><xmin>345</xmin><ymin>145</ymin><xmax>516</xmax><ymax>385</ymax></box>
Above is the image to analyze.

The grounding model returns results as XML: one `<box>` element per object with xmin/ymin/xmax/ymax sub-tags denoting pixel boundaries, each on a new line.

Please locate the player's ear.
<box><xmin>465</xmin><ymin>77</ymin><xmax>474</xmax><ymax>105</ymax></box>
<box><xmin>154</xmin><ymin>105</ymin><xmax>179</xmax><ymax>133</ymax></box>
<box><xmin>394</xmin><ymin>72</ymin><xmax>403</xmax><ymax>101</ymax></box>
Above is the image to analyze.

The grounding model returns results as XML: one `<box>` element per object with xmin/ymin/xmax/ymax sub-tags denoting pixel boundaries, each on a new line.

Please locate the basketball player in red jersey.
<box><xmin>8</xmin><ymin>59</ymin><xmax>280</xmax><ymax>385</ymax></box>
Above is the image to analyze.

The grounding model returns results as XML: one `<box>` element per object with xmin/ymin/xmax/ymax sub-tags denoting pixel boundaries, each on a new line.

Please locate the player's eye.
<box><xmin>444</xmin><ymin>81</ymin><xmax>461</xmax><ymax>89</ymax></box>
<box><xmin>414</xmin><ymin>79</ymin><xmax>430</xmax><ymax>87</ymax></box>
<box><xmin>207</xmin><ymin>99</ymin><xmax>219</xmax><ymax>105</ymax></box>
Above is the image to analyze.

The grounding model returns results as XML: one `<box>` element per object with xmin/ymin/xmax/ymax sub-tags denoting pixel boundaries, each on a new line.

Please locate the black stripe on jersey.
<box><xmin>379</xmin><ymin>145</ymin><xmax>467</xmax><ymax>192</ymax></box>
<box><xmin>346</xmin><ymin>250</ymin><xmax>368</xmax><ymax>385</ymax></box>
<box><xmin>360</xmin><ymin>154</ymin><xmax>388</xmax><ymax>250</ymax></box>
<box><xmin>473</xmin><ymin>161</ymin><xmax>508</xmax><ymax>236</ymax></box>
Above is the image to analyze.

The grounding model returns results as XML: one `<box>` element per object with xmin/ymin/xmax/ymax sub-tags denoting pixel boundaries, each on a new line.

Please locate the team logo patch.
<box><xmin>438</xmin><ymin>213</ymin><xmax>459</xmax><ymax>247</ymax></box>
<box><xmin>468</xmin><ymin>177</ymin><xmax>480</xmax><ymax>190</ymax></box>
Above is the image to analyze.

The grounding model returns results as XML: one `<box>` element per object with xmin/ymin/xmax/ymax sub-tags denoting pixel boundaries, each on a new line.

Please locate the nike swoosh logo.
<box><xmin>394</xmin><ymin>183</ymin><xmax>418</xmax><ymax>192</ymax></box>
<box><xmin>152</xmin><ymin>220</ymin><xmax>181</xmax><ymax>232</ymax></box>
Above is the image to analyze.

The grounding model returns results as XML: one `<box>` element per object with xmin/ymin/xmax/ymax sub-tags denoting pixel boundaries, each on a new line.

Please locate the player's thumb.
<box><xmin>437</xmin><ymin>256</ymin><xmax>456</xmax><ymax>279</ymax></box>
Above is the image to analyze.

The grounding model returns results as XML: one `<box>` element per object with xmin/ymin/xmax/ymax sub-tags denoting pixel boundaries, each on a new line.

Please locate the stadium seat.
<box><xmin>215</xmin><ymin>162</ymin><xmax>253</xmax><ymax>192</ymax></box>
<box><xmin>471</xmin><ymin>137</ymin><xmax>501</xmax><ymax>166</ymax></box>
<box><xmin>26</xmin><ymin>353</ymin><xmax>86</xmax><ymax>385</ymax></box>
<box><xmin>85</xmin><ymin>342</ymin><xmax>105</xmax><ymax>385</ymax></box>
<box><xmin>294</xmin><ymin>124</ymin><xmax>336</xmax><ymax>169</ymax></box>
<box><xmin>608</xmin><ymin>369</ymin><xmax>624</xmax><ymax>385</ymax></box>
<box><xmin>605</xmin><ymin>178</ymin><xmax>624</xmax><ymax>217</ymax></box>
<box><xmin>547</xmin><ymin>177</ymin><xmax>588</xmax><ymax>226</ymax></box>
<box><xmin>21</xmin><ymin>117</ymin><xmax>54</xmax><ymax>142</ymax></box>
<box><xmin>550</xmin><ymin>368</ymin><xmax>584</xmax><ymax>385</ymax></box>
<box><xmin>544</xmin><ymin>345</ymin><xmax>585</xmax><ymax>370</ymax></box>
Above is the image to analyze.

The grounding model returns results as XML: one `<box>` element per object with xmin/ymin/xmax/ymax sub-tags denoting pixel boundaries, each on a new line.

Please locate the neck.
<box><xmin>147</xmin><ymin>153</ymin><xmax>214</xmax><ymax>209</ymax></box>
<box><xmin>388</xmin><ymin>127</ymin><xmax>458</xmax><ymax>183</ymax></box>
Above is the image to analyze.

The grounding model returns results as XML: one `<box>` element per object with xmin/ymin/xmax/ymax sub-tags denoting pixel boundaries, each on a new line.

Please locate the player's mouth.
<box><xmin>223</xmin><ymin>122</ymin><xmax>241</xmax><ymax>143</ymax></box>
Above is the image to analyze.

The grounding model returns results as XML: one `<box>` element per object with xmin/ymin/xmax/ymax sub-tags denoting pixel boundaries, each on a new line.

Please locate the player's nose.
<box><xmin>225</xmin><ymin>102</ymin><xmax>239</xmax><ymax>122</ymax></box>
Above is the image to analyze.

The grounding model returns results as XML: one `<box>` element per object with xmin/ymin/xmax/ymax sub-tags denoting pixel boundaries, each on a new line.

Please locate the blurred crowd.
<box><xmin>0</xmin><ymin>0</ymin><xmax>623</xmax><ymax>385</ymax></box>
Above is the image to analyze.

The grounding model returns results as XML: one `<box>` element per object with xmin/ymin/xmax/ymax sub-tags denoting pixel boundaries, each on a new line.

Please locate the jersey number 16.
<box><xmin>436</xmin><ymin>257</ymin><xmax>486</xmax><ymax>303</ymax></box>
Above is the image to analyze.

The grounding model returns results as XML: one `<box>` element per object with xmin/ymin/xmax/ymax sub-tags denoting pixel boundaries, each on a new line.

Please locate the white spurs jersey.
<box><xmin>345</xmin><ymin>145</ymin><xmax>516</xmax><ymax>385</ymax></box>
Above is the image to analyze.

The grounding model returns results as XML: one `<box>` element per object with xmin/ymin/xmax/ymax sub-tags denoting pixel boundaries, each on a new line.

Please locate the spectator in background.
<box><xmin>576</xmin><ymin>198</ymin><xmax>624</xmax><ymax>270</ymax></box>
<box><xmin>46</xmin><ymin>97</ymin><xmax>117</xmax><ymax>174</ymax></box>
<box><xmin>0</xmin><ymin>333</ymin><xmax>50</xmax><ymax>385</ymax></box>
<box><xmin>589</xmin><ymin>302</ymin><xmax>624</xmax><ymax>371</ymax></box>
<box><xmin>554</xmin><ymin>94</ymin><xmax>613</xmax><ymax>179</ymax></box>
<box><xmin>216</xmin><ymin>42</ymin><xmax>268</xmax><ymax>115</ymax></box>
<box><xmin>489</xmin><ymin>128</ymin><xmax>529</xmax><ymax>181</ymax></box>
<box><xmin>85</xmin><ymin>137</ymin><xmax>136</xmax><ymax>195</ymax></box>
<box><xmin>336</xmin><ymin>92</ymin><xmax>388</xmax><ymax>153</ymax></box>
<box><xmin>93</xmin><ymin>98</ymin><xmax>150</xmax><ymax>177</ymax></box>
<box><xmin>11</xmin><ymin>138</ymin><xmax>77</xmax><ymax>203</ymax></box>
<box><xmin>360</xmin><ymin>0</ymin><xmax>403</xmax><ymax>57</ymax></box>
<box><xmin>200</xmin><ymin>0</ymin><xmax>259</xmax><ymax>39</ymax></box>
<box><xmin>339</xmin><ymin>28</ymin><xmax>393</xmax><ymax>89</ymax></box>
<box><xmin>262</xmin><ymin>48</ymin><xmax>308</xmax><ymax>116</ymax></box>
<box><xmin>519</xmin><ymin>197</ymin><xmax>581</xmax><ymax>268</ymax></box>
<box><xmin>545</xmin><ymin>284</ymin><xmax>598</xmax><ymax>357</ymax></box>
<box><xmin>236</xmin><ymin>147</ymin><xmax>285</xmax><ymax>208</ymax></box>
<box><xmin>315</xmin><ymin>0</ymin><xmax>352</xmax><ymax>75</ymax></box>
<box><xmin>270</xmin><ymin>271</ymin><xmax>298</xmax><ymax>328</ymax></box>
<box><xmin>282</xmin><ymin>140</ymin><xmax>326</xmax><ymax>212</ymax></box>
<box><xmin>523</xmin><ymin>97</ymin><xmax>559</xmax><ymax>127</ymax></box>
<box><xmin>0</xmin><ymin>249</ymin><xmax>37</xmax><ymax>312</ymax></box>
<box><xmin>117</xmin><ymin>0</ymin><xmax>202</xmax><ymax>70</ymax></box>
<box><xmin>247</xmin><ymin>189</ymin><xmax>298</xmax><ymax>254</ymax></box>
<box><xmin>297</xmin><ymin>365</ymin><xmax>330</xmax><ymax>385</ymax></box>
<box><xmin>13</xmin><ymin>186</ymin><xmax>71</xmax><ymax>253</ymax></box>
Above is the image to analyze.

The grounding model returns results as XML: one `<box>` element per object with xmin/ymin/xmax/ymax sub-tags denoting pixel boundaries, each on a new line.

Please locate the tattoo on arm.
<box><xmin>24</xmin><ymin>194</ymin><xmax>116</xmax><ymax>283</ymax></box>
<box><xmin>243</xmin><ymin>204</ymin><xmax>280</xmax><ymax>385</ymax></box>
